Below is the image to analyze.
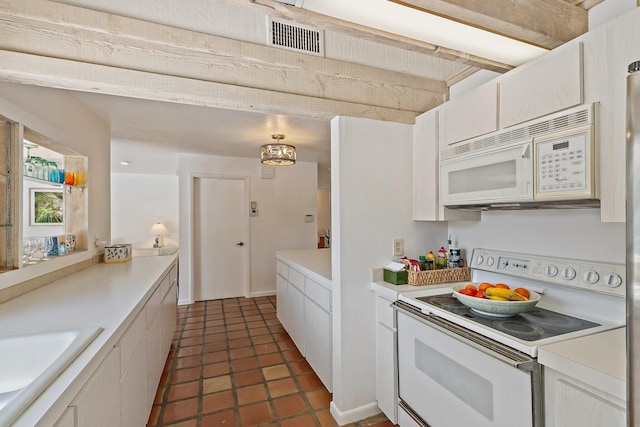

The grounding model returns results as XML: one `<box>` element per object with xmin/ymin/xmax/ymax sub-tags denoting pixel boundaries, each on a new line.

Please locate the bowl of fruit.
<box><xmin>451</xmin><ymin>282</ymin><xmax>541</xmax><ymax>317</ymax></box>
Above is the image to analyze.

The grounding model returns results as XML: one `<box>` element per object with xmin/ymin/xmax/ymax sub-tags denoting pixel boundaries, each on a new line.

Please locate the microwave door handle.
<box><xmin>521</xmin><ymin>144</ymin><xmax>531</xmax><ymax>158</ymax></box>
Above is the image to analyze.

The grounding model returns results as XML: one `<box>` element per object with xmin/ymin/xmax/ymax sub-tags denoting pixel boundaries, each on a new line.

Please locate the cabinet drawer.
<box><xmin>376</xmin><ymin>294</ymin><xmax>396</xmax><ymax>328</ymax></box>
<box><xmin>160</xmin><ymin>272</ymin><xmax>171</xmax><ymax>299</ymax></box>
<box><xmin>146</xmin><ymin>286</ymin><xmax>161</xmax><ymax>325</ymax></box>
<box><xmin>120</xmin><ymin>312</ymin><xmax>145</xmax><ymax>376</ymax></box>
<box><xmin>276</xmin><ymin>260</ymin><xmax>288</xmax><ymax>279</ymax></box>
<box><xmin>288</xmin><ymin>268</ymin><xmax>305</xmax><ymax>291</ymax></box>
<box><xmin>169</xmin><ymin>263</ymin><xmax>178</xmax><ymax>285</ymax></box>
<box><xmin>305</xmin><ymin>278</ymin><xmax>331</xmax><ymax>312</ymax></box>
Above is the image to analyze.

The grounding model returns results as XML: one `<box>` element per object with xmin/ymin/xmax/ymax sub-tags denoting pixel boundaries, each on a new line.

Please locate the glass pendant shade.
<box><xmin>260</xmin><ymin>134</ymin><xmax>296</xmax><ymax>166</ymax></box>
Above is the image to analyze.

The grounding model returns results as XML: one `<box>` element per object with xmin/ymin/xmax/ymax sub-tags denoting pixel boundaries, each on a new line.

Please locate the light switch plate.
<box><xmin>393</xmin><ymin>238</ymin><xmax>404</xmax><ymax>256</ymax></box>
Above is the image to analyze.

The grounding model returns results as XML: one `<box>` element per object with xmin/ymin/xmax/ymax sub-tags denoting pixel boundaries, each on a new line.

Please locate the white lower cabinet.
<box><xmin>121</xmin><ymin>334</ymin><xmax>147</xmax><ymax>427</ymax></box>
<box><xmin>287</xmin><ymin>282</ymin><xmax>306</xmax><ymax>354</ymax></box>
<box><xmin>304</xmin><ymin>297</ymin><xmax>332</xmax><ymax>391</ymax></box>
<box><xmin>276</xmin><ymin>257</ymin><xmax>332</xmax><ymax>392</ymax></box>
<box><xmin>374</xmin><ymin>292</ymin><xmax>398</xmax><ymax>424</ymax></box>
<box><xmin>72</xmin><ymin>347</ymin><xmax>121</xmax><ymax>427</ymax></box>
<box><xmin>544</xmin><ymin>367</ymin><xmax>625</xmax><ymax>427</ymax></box>
<box><xmin>58</xmin><ymin>261</ymin><xmax>178</xmax><ymax>427</ymax></box>
<box><xmin>276</xmin><ymin>271</ymin><xmax>289</xmax><ymax>330</ymax></box>
<box><xmin>53</xmin><ymin>407</ymin><xmax>75</xmax><ymax>427</ymax></box>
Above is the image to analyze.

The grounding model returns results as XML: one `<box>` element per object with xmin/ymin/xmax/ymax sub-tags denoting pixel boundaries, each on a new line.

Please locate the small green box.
<box><xmin>383</xmin><ymin>268</ymin><xmax>408</xmax><ymax>285</ymax></box>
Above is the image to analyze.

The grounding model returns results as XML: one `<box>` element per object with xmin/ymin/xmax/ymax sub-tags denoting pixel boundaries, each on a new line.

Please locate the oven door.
<box><xmin>439</xmin><ymin>141</ymin><xmax>533</xmax><ymax>206</ymax></box>
<box><xmin>395</xmin><ymin>303</ymin><xmax>541</xmax><ymax>427</ymax></box>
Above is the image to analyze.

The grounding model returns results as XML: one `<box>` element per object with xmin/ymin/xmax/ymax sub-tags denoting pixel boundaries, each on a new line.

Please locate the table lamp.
<box><xmin>151</xmin><ymin>222</ymin><xmax>169</xmax><ymax>248</ymax></box>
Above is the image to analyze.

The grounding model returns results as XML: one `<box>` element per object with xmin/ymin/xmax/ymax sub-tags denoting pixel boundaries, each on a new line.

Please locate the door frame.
<box><xmin>189</xmin><ymin>172</ymin><xmax>250</xmax><ymax>301</ymax></box>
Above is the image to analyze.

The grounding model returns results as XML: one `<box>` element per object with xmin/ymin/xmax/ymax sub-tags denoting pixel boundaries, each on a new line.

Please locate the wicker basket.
<box><xmin>407</xmin><ymin>267</ymin><xmax>471</xmax><ymax>286</ymax></box>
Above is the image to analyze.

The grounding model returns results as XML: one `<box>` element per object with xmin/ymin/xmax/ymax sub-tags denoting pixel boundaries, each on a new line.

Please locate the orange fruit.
<box><xmin>475</xmin><ymin>290</ymin><xmax>486</xmax><ymax>298</ymax></box>
<box><xmin>458</xmin><ymin>288</ymin><xmax>475</xmax><ymax>296</ymax></box>
<box><xmin>478</xmin><ymin>282</ymin><xmax>493</xmax><ymax>292</ymax></box>
<box><xmin>465</xmin><ymin>284</ymin><xmax>477</xmax><ymax>293</ymax></box>
<box><xmin>494</xmin><ymin>283</ymin><xmax>510</xmax><ymax>289</ymax></box>
<box><xmin>514</xmin><ymin>287</ymin><xmax>530</xmax><ymax>299</ymax></box>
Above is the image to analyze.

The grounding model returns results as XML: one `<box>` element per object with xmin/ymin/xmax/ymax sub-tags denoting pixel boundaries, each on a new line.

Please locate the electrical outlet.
<box><xmin>393</xmin><ymin>238</ymin><xmax>404</xmax><ymax>257</ymax></box>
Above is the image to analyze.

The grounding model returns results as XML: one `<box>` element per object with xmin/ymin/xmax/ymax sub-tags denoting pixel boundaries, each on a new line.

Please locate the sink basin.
<box><xmin>0</xmin><ymin>326</ymin><xmax>102</xmax><ymax>426</ymax></box>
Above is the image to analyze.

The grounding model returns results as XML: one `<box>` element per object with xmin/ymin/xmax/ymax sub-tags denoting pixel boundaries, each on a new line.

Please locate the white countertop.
<box><xmin>538</xmin><ymin>327</ymin><xmax>626</xmax><ymax>401</ymax></box>
<box><xmin>0</xmin><ymin>255</ymin><xmax>177</xmax><ymax>427</ymax></box>
<box><xmin>276</xmin><ymin>249</ymin><xmax>331</xmax><ymax>288</ymax></box>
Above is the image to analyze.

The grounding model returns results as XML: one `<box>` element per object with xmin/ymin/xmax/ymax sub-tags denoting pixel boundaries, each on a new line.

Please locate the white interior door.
<box><xmin>194</xmin><ymin>176</ymin><xmax>248</xmax><ymax>300</ymax></box>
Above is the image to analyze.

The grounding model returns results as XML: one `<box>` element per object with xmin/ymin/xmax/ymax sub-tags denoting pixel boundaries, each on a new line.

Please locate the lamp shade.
<box><xmin>260</xmin><ymin>134</ymin><xmax>296</xmax><ymax>166</ymax></box>
<box><xmin>150</xmin><ymin>222</ymin><xmax>169</xmax><ymax>235</ymax></box>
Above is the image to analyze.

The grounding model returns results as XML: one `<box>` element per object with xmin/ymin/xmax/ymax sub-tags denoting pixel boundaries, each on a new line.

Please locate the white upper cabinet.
<box><xmin>438</xmin><ymin>81</ymin><xmax>498</xmax><ymax>147</ymax></box>
<box><xmin>500</xmin><ymin>42</ymin><xmax>583</xmax><ymax>129</ymax></box>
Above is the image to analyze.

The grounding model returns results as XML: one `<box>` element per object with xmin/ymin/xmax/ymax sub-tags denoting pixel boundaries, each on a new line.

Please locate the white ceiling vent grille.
<box><xmin>267</xmin><ymin>17</ymin><xmax>324</xmax><ymax>57</ymax></box>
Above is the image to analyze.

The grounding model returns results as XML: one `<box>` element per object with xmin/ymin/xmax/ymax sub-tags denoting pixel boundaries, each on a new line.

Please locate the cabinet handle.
<box><xmin>236</xmin><ymin>242</ymin><xmax>244</xmax><ymax>246</ymax></box>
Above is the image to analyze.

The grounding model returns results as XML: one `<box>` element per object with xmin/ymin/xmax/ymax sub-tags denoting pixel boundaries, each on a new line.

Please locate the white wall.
<box><xmin>177</xmin><ymin>154</ymin><xmax>318</xmax><ymax>303</ymax></box>
<box><xmin>448</xmin><ymin>209</ymin><xmax>625</xmax><ymax>265</ymax></box>
<box><xmin>0</xmin><ymin>82</ymin><xmax>110</xmax><ymax>288</ymax></box>
<box><xmin>330</xmin><ymin>116</ymin><xmax>448</xmax><ymax>422</ymax></box>
<box><xmin>111</xmin><ymin>173</ymin><xmax>179</xmax><ymax>248</ymax></box>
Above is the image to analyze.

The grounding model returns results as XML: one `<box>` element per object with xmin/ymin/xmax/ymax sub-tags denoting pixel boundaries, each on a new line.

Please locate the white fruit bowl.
<box><xmin>451</xmin><ymin>283</ymin><xmax>541</xmax><ymax>317</ymax></box>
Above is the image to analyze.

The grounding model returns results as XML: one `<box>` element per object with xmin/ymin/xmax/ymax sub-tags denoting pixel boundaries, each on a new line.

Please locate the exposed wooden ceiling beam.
<box><xmin>251</xmin><ymin>0</ymin><xmax>513</xmax><ymax>73</ymax></box>
<box><xmin>0</xmin><ymin>0</ymin><xmax>446</xmax><ymax>123</ymax></box>
<box><xmin>389</xmin><ymin>0</ymin><xmax>588</xmax><ymax>49</ymax></box>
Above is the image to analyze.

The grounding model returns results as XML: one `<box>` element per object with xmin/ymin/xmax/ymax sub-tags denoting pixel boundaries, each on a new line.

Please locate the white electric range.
<box><xmin>393</xmin><ymin>248</ymin><xmax>625</xmax><ymax>427</ymax></box>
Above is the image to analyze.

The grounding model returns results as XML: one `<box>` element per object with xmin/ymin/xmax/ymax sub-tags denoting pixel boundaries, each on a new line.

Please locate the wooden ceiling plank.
<box><xmin>0</xmin><ymin>50</ymin><xmax>425</xmax><ymax>124</ymax></box>
<box><xmin>389</xmin><ymin>0</ymin><xmax>588</xmax><ymax>49</ymax></box>
<box><xmin>0</xmin><ymin>0</ymin><xmax>445</xmax><ymax>114</ymax></box>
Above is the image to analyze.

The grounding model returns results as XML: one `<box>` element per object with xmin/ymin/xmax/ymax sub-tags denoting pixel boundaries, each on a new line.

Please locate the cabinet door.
<box><xmin>439</xmin><ymin>82</ymin><xmax>498</xmax><ymax>146</ymax></box>
<box><xmin>500</xmin><ymin>42</ymin><xmax>582</xmax><ymax>128</ymax></box>
<box><xmin>73</xmin><ymin>347</ymin><xmax>121</xmax><ymax>427</ymax></box>
<box><xmin>146</xmin><ymin>309</ymin><xmax>162</xmax><ymax>413</ymax></box>
<box><xmin>287</xmin><ymin>282</ymin><xmax>305</xmax><ymax>355</ymax></box>
<box><xmin>122</xmin><ymin>335</ymin><xmax>148</xmax><ymax>427</ymax></box>
<box><xmin>161</xmin><ymin>282</ymin><xmax>177</xmax><ymax>361</ymax></box>
<box><xmin>53</xmin><ymin>407</ymin><xmax>75</xmax><ymax>427</ymax></box>
<box><xmin>414</xmin><ymin>109</ymin><xmax>439</xmax><ymax>221</ymax></box>
<box><xmin>276</xmin><ymin>273</ymin><xmax>289</xmax><ymax>329</ymax></box>
<box><xmin>544</xmin><ymin>367</ymin><xmax>625</xmax><ymax>427</ymax></box>
<box><xmin>304</xmin><ymin>298</ymin><xmax>332</xmax><ymax>392</ymax></box>
<box><xmin>376</xmin><ymin>322</ymin><xmax>397</xmax><ymax>424</ymax></box>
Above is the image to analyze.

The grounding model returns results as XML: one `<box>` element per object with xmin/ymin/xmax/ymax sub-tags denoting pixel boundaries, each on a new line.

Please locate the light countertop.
<box><xmin>538</xmin><ymin>326</ymin><xmax>626</xmax><ymax>401</ymax></box>
<box><xmin>276</xmin><ymin>248</ymin><xmax>331</xmax><ymax>288</ymax></box>
<box><xmin>0</xmin><ymin>255</ymin><xmax>177</xmax><ymax>427</ymax></box>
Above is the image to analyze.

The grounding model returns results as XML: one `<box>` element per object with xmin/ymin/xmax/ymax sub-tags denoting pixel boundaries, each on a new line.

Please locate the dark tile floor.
<box><xmin>147</xmin><ymin>296</ymin><xmax>394</xmax><ymax>427</ymax></box>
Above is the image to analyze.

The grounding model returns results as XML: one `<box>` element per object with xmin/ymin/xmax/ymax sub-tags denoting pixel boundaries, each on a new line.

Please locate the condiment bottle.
<box><xmin>437</xmin><ymin>246</ymin><xmax>447</xmax><ymax>269</ymax></box>
<box><xmin>426</xmin><ymin>251</ymin><xmax>436</xmax><ymax>270</ymax></box>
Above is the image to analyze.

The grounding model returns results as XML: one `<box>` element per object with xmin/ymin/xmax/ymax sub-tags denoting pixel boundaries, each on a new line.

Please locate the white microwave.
<box><xmin>439</xmin><ymin>104</ymin><xmax>598</xmax><ymax>210</ymax></box>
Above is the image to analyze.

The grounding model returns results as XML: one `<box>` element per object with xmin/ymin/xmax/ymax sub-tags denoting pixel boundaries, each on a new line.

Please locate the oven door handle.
<box><xmin>392</xmin><ymin>300</ymin><xmax>537</xmax><ymax>372</ymax></box>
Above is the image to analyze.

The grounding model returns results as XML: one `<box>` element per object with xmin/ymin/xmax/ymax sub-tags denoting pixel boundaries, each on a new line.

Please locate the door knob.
<box><xmin>236</xmin><ymin>242</ymin><xmax>244</xmax><ymax>246</ymax></box>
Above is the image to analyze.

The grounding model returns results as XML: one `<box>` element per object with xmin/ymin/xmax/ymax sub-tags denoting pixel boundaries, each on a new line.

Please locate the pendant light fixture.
<box><xmin>260</xmin><ymin>134</ymin><xmax>296</xmax><ymax>166</ymax></box>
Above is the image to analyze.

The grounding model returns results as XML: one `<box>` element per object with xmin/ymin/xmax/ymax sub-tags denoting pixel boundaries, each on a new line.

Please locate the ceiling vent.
<box><xmin>267</xmin><ymin>17</ymin><xmax>324</xmax><ymax>57</ymax></box>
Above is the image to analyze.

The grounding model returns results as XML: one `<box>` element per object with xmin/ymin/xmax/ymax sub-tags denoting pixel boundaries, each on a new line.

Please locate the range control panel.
<box><xmin>470</xmin><ymin>248</ymin><xmax>625</xmax><ymax>297</ymax></box>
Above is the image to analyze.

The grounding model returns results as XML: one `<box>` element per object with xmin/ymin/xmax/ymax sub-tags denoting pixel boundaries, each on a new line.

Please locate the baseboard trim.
<box><xmin>329</xmin><ymin>401</ymin><xmax>381</xmax><ymax>426</ymax></box>
<box><xmin>249</xmin><ymin>290</ymin><xmax>276</xmax><ymax>298</ymax></box>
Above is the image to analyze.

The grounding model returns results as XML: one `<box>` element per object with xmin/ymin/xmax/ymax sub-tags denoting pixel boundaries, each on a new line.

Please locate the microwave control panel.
<box><xmin>535</xmin><ymin>130</ymin><xmax>590</xmax><ymax>195</ymax></box>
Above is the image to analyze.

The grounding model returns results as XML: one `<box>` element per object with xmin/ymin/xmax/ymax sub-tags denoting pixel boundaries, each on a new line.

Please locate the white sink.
<box><xmin>0</xmin><ymin>326</ymin><xmax>102</xmax><ymax>426</ymax></box>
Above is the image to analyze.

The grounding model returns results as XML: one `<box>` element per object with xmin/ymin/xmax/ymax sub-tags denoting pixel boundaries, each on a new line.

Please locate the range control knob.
<box><xmin>486</xmin><ymin>257</ymin><xmax>495</xmax><ymax>267</ymax></box>
<box><xmin>583</xmin><ymin>270</ymin><xmax>600</xmax><ymax>285</ymax></box>
<box><xmin>604</xmin><ymin>273</ymin><xmax>623</xmax><ymax>288</ymax></box>
<box><xmin>475</xmin><ymin>255</ymin><xmax>484</xmax><ymax>265</ymax></box>
<box><xmin>544</xmin><ymin>265</ymin><xmax>558</xmax><ymax>277</ymax></box>
<box><xmin>562</xmin><ymin>267</ymin><xmax>577</xmax><ymax>280</ymax></box>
